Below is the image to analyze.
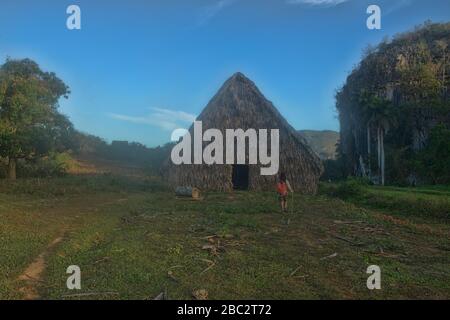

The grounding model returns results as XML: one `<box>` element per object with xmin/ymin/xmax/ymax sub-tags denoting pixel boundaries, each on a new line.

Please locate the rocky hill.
<box><xmin>336</xmin><ymin>22</ymin><xmax>450</xmax><ymax>184</ymax></box>
<box><xmin>297</xmin><ymin>130</ymin><xmax>339</xmax><ymax>160</ymax></box>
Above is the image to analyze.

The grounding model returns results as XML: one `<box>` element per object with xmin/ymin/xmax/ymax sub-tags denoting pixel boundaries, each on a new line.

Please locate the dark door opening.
<box><xmin>232</xmin><ymin>165</ymin><xmax>249</xmax><ymax>190</ymax></box>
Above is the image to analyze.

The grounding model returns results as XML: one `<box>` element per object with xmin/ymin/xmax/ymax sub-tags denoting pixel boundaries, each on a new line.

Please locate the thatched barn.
<box><xmin>165</xmin><ymin>72</ymin><xmax>323</xmax><ymax>194</ymax></box>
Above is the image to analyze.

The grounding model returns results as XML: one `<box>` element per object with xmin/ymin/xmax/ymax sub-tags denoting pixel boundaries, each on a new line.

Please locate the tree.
<box><xmin>415</xmin><ymin>125</ymin><xmax>450</xmax><ymax>184</ymax></box>
<box><xmin>0</xmin><ymin>58</ymin><xmax>71</xmax><ymax>180</ymax></box>
<box><xmin>434</xmin><ymin>40</ymin><xmax>448</xmax><ymax>95</ymax></box>
<box><xmin>359</xmin><ymin>91</ymin><xmax>395</xmax><ymax>185</ymax></box>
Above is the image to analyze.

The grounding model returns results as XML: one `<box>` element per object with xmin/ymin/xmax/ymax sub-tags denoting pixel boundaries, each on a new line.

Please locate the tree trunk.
<box><xmin>8</xmin><ymin>157</ymin><xmax>17</xmax><ymax>180</ymax></box>
<box><xmin>380</xmin><ymin>128</ymin><xmax>385</xmax><ymax>186</ymax></box>
<box><xmin>175</xmin><ymin>186</ymin><xmax>201</xmax><ymax>199</ymax></box>
<box><xmin>377</xmin><ymin>126</ymin><xmax>381</xmax><ymax>183</ymax></box>
<box><xmin>443</xmin><ymin>51</ymin><xmax>446</xmax><ymax>86</ymax></box>
<box><xmin>367</xmin><ymin>125</ymin><xmax>371</xmax><ymax>176</ymax></box>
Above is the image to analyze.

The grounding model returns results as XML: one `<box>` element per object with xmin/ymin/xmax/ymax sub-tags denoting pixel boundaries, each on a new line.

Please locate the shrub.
<box><xmin>321</xmin><ymin>159</ymin><xmax>346</xmax><ymax>181</ymax></box>
<box><xmin>324</xmin><ymin>177</ymin><xmax>370</xmax><ymax>199</ymax></box>
<box><xmin>17</xmin><ymin>153</ymin><xmax>68</xmax><ymax>178</ymax></box>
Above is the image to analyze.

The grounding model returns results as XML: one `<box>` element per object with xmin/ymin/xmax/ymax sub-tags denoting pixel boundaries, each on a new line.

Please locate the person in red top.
<box><xmin>276</xmin><ymin>172</ymin><xmax>293</xmax><ymax>213</ymax></box>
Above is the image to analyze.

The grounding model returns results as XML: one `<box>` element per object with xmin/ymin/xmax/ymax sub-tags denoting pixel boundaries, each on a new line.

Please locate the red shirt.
<box><xmin>277</xmin><ymin>182</ymin><xmax>288</xmax><ymax>196</ymax></box>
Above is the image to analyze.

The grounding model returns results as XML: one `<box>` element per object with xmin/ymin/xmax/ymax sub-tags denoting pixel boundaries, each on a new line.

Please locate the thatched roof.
<box><xmin>165</xmin><ymin>72</ymin><xmax>323</xmax><ymax>193</ymax></box>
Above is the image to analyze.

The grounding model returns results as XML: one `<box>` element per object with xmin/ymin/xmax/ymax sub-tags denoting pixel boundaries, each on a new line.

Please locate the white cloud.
<box><xmin>108</xmin><ymin>107</ymin><xmax>196</xmax><ymax>132</ymax></box>
<box><xmin>198</xmin><ymin>0</ymin><xmax>236</xmax><ymax>26</ymax></box>
<box><xmin>384</xmin><ymin>0</ymin><xmax>412</xmax><ymax>16</ymax></box>
<box><xmin>287</xmin><ymin>0</ymin><xmax>349</xmax><ymax>6</ymax></box>
<box><xmin>150</xmin><ymin>107</ymin><xmax>196</xmax><ymax>123</ymax></box>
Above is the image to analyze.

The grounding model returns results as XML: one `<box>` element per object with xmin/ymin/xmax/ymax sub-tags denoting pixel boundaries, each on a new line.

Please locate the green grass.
<box><xmin>362</xmin><ymin>186</ymin><xmax>450</xmax><ymax>221</ymax></box>
<box><xmin>0</xmin><ymin>175</ymin><xmax>166</xmax><ymax>197</ymax></box>
<box><xmin>0</xmin><ymin>176</ymin><xmax>449</xmax><ymax>299</ymax></box>
<box><xmin>320</xmin><ymin>181</ymin><xmax>450</xmax><ymax>222</ymax></box>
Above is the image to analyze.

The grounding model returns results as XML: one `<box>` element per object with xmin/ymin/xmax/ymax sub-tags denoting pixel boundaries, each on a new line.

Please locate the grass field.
<box><xmin>0</xmin><ymin>175</ymin><xmax>449</xmax><ymax>300</ymax></box>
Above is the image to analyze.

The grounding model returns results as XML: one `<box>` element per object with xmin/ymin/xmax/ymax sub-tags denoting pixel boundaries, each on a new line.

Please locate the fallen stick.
<box><xmin>92</xmin><ymin>257</ymin><xmax>110</xmax><ymax>265</ymax></box>
<box><xmin>332</xmin><ymin>235</ymin><xmax>363</xmax><ymax>246</ymax></box>
<box><xmin>289</xmin><ymin>266</ymin><xmax>301</xmax><ymax>277</ymax></box>
<box><xmin>153</xmin><ymin>292</ymin><xmax>165</xmax><ymax>300</ymax></box>
<box><xmin>168</xmin><ymin>265</ymin><xmax>184</xmax><ymax>270</ymax></box>
<box><xmin>203</xmin><ymin>235</ymin><xmax>218</xmax><ymax>239</ymax></box>
<box><xmin>320</xmin><ymin>252</ymin><xmax>338</xmax><ymax>260</ymax></box>
<box><xmin>199</xmin><ymin>258</ymin><xmax>214</xmax><ymax>264</ymax></box>
<box><xmin>21</xmin><ymin>274</ymin><xmax>46</xmax><ymax>283</ymax></box>
<box><xmin>200</xmin><ymin>262</ymin><xmax>216</xmax><ymax>275</ymax></box>
<box><xmin>333</xmin><ymin>220</ymin><xmax>363</xmax><ymax>224</ymax></box>
<box><xmin>199</xmin><ymin>258</ymin><xmax>216</xmax><ymax>274</ymax></box>
<box><xmin>167</xmin><ymin>270</ymin><xmax>178</xmax><ymax>281</ymax></box>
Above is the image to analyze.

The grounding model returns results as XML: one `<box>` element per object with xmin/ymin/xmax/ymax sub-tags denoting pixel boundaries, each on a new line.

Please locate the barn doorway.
<box><xmin>232</xmin><ymin>165</ymin><xmax>249</xmax><ymax>190</ymax></box>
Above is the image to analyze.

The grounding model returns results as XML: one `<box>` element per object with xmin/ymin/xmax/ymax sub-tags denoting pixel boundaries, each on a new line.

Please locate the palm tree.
<box><xmin>371</xmin><ymin>103</ymin><xmax>394</xmax><ymax>186</ymax></box>
<box><xmin>360</xmin><ymin>91</ymin><xmax>395</xmax><ymax>185</ymax></box>
<box><xmin>435</xmin><ymin>40</ymin><xmax>448</xmax><ymax>92</ymax></box>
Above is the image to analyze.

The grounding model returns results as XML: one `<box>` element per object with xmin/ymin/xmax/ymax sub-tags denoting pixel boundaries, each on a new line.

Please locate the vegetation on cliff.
<box><xmin>336</xmin><ymin>22</ymin><xmax>450</xmax><ymax>185</ymax></box>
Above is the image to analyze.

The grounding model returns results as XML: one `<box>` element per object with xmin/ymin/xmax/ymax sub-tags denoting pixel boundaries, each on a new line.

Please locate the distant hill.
<box><xmin>297</xmin><ymin>130</ymin><xmax>339</xmax><ymax>160</ymax></box>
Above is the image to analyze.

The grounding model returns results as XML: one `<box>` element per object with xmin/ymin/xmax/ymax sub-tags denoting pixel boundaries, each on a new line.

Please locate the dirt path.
<box><xmin>17</xmin><ymin>235</ymin><xmax>65</xmax><ymax>300</ymax></box>
<box><xmin>13</xmin><ymin>194</ymin><xmax>130</xmax><ymax>300</ymax></box>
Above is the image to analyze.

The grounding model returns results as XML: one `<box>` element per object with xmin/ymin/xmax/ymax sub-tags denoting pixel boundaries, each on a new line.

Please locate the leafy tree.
<box><xmin>0</xmin><ymin>58</ymin><xmax>71</xmax><ymax>179</ymax></box>
<box><xmin>415</xmin><ymin>125</ymin><xmax>450</xmax><ymax>184</ymax></box>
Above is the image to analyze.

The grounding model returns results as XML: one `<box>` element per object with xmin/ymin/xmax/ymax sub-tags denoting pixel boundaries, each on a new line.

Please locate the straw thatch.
<box><xmin>164</xmin><ymin>72</ymin><xmax>323</xmax><ymax>194</ymax></box>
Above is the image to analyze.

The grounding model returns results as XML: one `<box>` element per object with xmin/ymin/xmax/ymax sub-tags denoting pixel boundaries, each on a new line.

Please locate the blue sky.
<box><xmin>1</xmin><ymin>0</ymin><xmax>449</xmax><ymax>147</ymax></box>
